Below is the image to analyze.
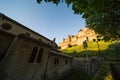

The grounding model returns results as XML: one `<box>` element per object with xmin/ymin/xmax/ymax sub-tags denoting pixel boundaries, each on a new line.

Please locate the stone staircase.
<box><xmin>110</xmin><ymin>63</ymin><xmax>120</xmax><ymax>80</ymax></box>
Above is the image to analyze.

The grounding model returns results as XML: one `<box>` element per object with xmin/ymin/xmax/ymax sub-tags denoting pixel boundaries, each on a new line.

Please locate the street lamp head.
<box><xmin>93</xmin><ymin>39</ymin><xmax>96</xmax><ymax>42</ymax></box>
<box><xmin>97</xmin><ymin>35</ymin><xmax>100</xmax><ymax>38</ymax></box>
<box><xmin>97</xmin><ymin>39</ymin><xmax>100</xmax><ymax>41</ymax></box>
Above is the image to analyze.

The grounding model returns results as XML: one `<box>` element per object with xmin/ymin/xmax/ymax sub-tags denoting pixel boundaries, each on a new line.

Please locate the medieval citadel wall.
<box><xmin>58</xmin><ymin>27</ymin><xmax>97</xmax><ymax>49</ymax></box>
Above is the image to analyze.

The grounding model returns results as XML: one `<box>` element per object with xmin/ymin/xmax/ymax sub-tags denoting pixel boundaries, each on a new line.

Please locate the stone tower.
<box><xmin>58</xmin><ymin>27</ymin><xmax>97</xmax><ymax>49</ymax></box>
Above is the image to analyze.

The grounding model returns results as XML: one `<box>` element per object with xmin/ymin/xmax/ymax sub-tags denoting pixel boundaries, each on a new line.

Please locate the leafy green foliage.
<box><xmin>61</xmin><ymin>41</ymin><xmax>120</xmax><ymax>60</ymax></box>
<box><xmin>94</xmin><ymin>62</ymin><xmax>114</xmax><ymax>80</ymax></box>
<box><xmin>59</xmin><ymin>69</ymin><xmax>92</xmax><ymax>80</ymax></box>
<box><xmin>62</xmin><ymin>41</ymin><xmax>110</xmax><ymax>57</ymax></box>
<box><xmin>37</xmin><ymin>0</ymin><xmax>120</xmax><ymax>41</ymax></box>
<box><xmin>103</xmin><ymin>42</ymin><xmax>120</xmax><ymax>60</ymax></box>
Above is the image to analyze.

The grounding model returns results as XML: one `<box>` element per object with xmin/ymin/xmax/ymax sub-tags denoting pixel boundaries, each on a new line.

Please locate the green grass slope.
<box><xmin>61</xmin><ymin>41</ymin><xmax>110</xmax><ymax>57</ymax></box>
<box><xmin>61</xmin><ymin>41</ymin><xmax>120</xmax><ymax>59</ymax></box>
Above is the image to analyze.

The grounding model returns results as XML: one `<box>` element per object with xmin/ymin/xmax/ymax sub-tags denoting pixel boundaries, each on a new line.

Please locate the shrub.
<box><xmin>105</xmin><ymin>42</ymin><xmax>120</xmax><ymax>60</ymax></box>
<box><xmin>94</xmin><ymin>62</ymin><xmax>114</xmax><ymax>80</ymax></box>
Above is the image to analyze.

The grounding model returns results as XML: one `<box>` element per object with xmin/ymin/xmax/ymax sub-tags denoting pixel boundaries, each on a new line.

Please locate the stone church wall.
<box><xmin>0</xmin><ymin>33</ymin><xmax>73</xmax><ymax>80</ymax></box>
<box><xmin>0</xmin><ymin>33</ymin><xmax>50</xmax><ymax>80</ymax></box>
<box><xmin>0</xmin><ymin>13</ymin><xmax>73</xmax><ymax>80</ymax></box>
<box><xmin>0</xmin><ymin>31</ymin><xmax>15</xmax><ymax>62</ymax></box>
<box><xmin>46</xmin><ymin>54</ymin><xmax>72</xmax><ymax>80</ymax></box>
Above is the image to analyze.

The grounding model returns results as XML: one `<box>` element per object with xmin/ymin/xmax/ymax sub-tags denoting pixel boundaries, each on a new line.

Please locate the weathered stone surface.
<box><xmin>0</xmin><ymin>13</ymin><xmax>73</xmax><ymax>80</ymax></box>
<box><xmin>58</xmin><ymin>27</ymin><xmax>97</xmax><ymax>49</ymax></box>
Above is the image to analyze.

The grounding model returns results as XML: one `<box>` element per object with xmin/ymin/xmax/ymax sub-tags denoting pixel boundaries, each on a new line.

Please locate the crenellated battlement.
<box><xmin>58</xmin><ymin>27</ymin><xmax>98</xmax><ymax>49</ymax></box>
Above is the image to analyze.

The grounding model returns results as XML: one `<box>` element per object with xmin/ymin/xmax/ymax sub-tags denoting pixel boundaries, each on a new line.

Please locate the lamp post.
<box><xmin>83</xmin><ymin>40</ymin><xmax>91</xmax><ymax>76</ymax></box>
<box><xmin>93</xmin><ymin>36</ymin><xmax>101</xmax><ymax>53</ymax></box>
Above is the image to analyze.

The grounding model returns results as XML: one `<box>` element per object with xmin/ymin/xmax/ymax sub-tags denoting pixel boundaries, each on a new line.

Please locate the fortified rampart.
<box><xmin>58</xmin><ymin>27</ymin><xmax>98</xmax><ymax>49</ymax></box>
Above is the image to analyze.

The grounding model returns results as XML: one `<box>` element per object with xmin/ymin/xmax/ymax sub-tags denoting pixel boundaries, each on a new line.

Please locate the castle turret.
<box><xmin>58</xmin><ymin>27</ymin><xmax>98</xmax><ymax>49</ymax></box>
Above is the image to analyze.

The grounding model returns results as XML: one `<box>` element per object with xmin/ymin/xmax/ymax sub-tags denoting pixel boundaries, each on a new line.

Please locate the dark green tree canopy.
<box><xmin>37</xmin><ymin>0</ymin><xmax>120</xmax><ymax>41</ymax></box>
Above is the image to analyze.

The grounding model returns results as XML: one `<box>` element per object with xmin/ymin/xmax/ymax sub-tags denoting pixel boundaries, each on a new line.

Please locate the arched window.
<box><xmin>1</xmin><ymin>23</ymin><xmax>12</xmax><ymax>30</ymax></box>
<box><xmin>36</xmin><ymin>48</ymin><xmax>43</xmax><ymax>63</ymax></box>
<box><xmin>28</xmin><ymin>47</ymin><xmax>38</xmax><ymax>63</ymax></box>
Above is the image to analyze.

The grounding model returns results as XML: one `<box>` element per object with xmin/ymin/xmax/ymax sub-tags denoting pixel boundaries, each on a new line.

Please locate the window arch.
<box><xmin>36</xmin><ymin>48</ymin><xmax>43</xmax><ymax>63</ymax></box>
<box><xmin>28</xmin><ymin>47</ymin><xmax>44</xmax><ymax>63</ymax></box>
<box><xmin>28</xmin><ymin>47</ymin><xmax>38</xmax><ymax>63</ymax></box>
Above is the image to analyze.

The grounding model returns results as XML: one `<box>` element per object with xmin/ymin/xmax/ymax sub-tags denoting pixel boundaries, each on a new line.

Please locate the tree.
<box><xmin>37</xmin><ymin>0</ymin><xmax>120</xmax><ymax>41</ymax></box>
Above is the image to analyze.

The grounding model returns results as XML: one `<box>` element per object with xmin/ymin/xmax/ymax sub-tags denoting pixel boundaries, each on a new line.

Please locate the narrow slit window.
<box><xmin>54</xmin><ymin>58</ymin><xmax>57</xmax><ymax>64</ymax></box>
<box><xmin>36</xmin><ymin>48</ymin><xmax>43</xmax><ymax>63</ymax></box>
<box><xmin>65</xmin><ymin>59</ymin><xmax>68</xmax><ymax>64</ymax></box>
<box><xmin>28</xmin><ymin>47</ymin><xmax>38</xmax><ymax>63</ymax></box>
<box><xmin>54</xmin><ymin>58</ymin><xmax>59</xmax><ymax>64</ymax></box>
<box><xmin>57</xmin><ymin>58</ymin><xmax>59</xmax><ymax>64</ymax></box>
<box><xmin>70</xmin><ymin>59</ymin><xmax>72</xmax><ymax>64</ymax></box>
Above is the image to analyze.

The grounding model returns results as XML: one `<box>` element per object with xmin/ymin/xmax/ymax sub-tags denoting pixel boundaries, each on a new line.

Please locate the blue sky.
<box><xmin>0</xmin><ymin>0</ymin><xmax>86</xmax><ymax>43</ymax></box>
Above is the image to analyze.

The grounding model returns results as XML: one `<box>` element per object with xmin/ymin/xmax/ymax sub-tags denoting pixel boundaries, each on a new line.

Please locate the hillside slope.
<box><xmin>61</xmin><ymin>41</ymin><xmax>118</xmax><ymax>58</ymax></box>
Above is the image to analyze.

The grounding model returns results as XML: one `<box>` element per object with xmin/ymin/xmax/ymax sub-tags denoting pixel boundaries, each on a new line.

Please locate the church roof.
<box><xmin>0</xmin><ymin>13</ymin><xmax>54</xmax><ymax>43</ymax></box>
